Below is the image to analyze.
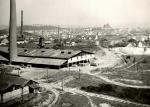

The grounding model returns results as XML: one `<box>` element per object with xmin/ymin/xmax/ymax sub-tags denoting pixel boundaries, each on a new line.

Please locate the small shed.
<box><xmin>0</xmin><ymin>74</ymin><xmax>39</xmax><ymax>103</ymax></box>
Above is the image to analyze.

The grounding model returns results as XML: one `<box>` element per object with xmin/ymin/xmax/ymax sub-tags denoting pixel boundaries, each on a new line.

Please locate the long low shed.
<box><xmin>0</xmin><ymin>47</ymin><xmax>95</xmax><ymax>69</ymax></box>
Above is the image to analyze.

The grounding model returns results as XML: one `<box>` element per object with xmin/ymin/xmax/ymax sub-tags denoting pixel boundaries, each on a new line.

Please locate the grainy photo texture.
<box><xmin>0</xmin><ymin>0</ymin><xmax>150</xmax><ymax>107</ymax></box>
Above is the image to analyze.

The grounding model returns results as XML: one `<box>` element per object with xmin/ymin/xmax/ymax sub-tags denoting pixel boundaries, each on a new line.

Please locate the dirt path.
<box><xmin>97</xmin><ymin>75</ymin><xmax>150</xmax><ymax>89</ymax></box>
<box><xmin>20</xmin><ymin>48</ymin><xmax>150</xmax><ymax>107</ymax></box>
<box><xmin>38</xmin><ymin>76</ymin><xmax>74</xmax><ymax>107</ymax></box>
<box><xmin>63</xmin><ymin>87</ymin><xmax>150</xmax><ymax>107</ymax></box>
<box><xmin>39</xmin><ymin>83</ymin><xmax>59</xmax><ymax>107</ymax></box>
<box><xmin>41</xmin><ymin>74</ymin><xmax>150</xmax><ymax>107</ymax></box>
<box><xmin>81</xmin><ymin>48</ymin><xmax>150</xmax><ymax>89</ymax></box>
<box><xmin>95</xmin><ymin>49</ymin><xmax>120</xmax><ymax>68</ymax></box>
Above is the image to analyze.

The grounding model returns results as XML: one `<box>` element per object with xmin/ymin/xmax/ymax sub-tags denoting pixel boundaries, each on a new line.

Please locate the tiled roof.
<box><xmin>0</xmin><ymin>74</ymin><xmax>38</xmax><ymax>92</ymax></box>
<box><xmin>0</xmin><ymin>74</ymin><xmax>29</xmax><ymax>87</ymax></box>
<box><xmin>0</xmin><ymin>47</ymin><xmax>83</xmax><ymax>59</ymax></box>
<box><xmin>15</xmin><ymin>56</ymin><xmax>67</xmax><ymax>66</ymax></box>
<box><xmin>0</xmin><ymin>47</ymin><xmax>94</xmax><ymax>66</ymax></box>
<box><xmin>0</xmin><ymin>81</ymin><xmax>12</xmax><ymax>92</ymax></box>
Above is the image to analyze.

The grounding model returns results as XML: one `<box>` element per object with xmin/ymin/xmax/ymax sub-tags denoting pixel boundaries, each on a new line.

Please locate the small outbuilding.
<box><xmin>0</xmin><ymin>74</ymin><xmax>39</xmax><ymax>103</ymax></box>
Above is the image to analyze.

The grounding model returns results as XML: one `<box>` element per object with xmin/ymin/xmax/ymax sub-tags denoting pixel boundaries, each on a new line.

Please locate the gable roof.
<box><xmin>0</xmin><ymin>74</ymin><xmax>38</xmax><ymax>93</ymax></box>
<box><xmin>0</xmin><ymin>74</ymin><xmax>29</xmax><ymax>87</ymax></box>
<box><xmin>0</xmin><ymin>81</ymin><xmax>12</xmax><ymax>92</ymax></box>
<box><xmin>0</xmin><ymin>47</ymin><xmax>94</xmax><ymax>60</ymax></box>
<box><xmin>18</xmin><ymin>49</ymin><xmax>82</xmax><ymax>59</ymax></box>
<box><xmin>15</xmin><ymin>56</ymin><xmax>67</xmax><ymax>66</ymax></box>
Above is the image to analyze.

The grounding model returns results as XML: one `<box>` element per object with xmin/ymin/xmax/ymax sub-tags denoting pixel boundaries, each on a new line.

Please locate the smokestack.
<box><xmin>9</xmin><ymin>0</ymin><xmax>17</xmax><ymax>62</ymax></box>
<box><xmin>58</xmin><ymin>25</ymin><xmax>60</xmax><ymax>42</ymax></box>
<box><xmin>21</xmin><ymin>10</ymin><xmax>23</xmax><ymax>38</ymax></box>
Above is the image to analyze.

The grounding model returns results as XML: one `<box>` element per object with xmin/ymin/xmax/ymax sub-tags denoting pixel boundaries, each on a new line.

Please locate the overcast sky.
<box><xmin>0</xmin><ymin>0</ymin><xmax>150</xmax><ymax>27</ymax></box>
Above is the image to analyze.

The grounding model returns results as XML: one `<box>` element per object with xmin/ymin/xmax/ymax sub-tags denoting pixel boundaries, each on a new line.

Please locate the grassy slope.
<box><xmin>54</xmin><ymin>92</ymin><xmax>90</xmax><ymax>107</ymax></box>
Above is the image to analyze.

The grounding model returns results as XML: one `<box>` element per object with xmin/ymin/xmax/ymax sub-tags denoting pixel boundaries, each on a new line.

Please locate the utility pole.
<box><xmin>42</xmin><ymin>30</ymin><xmax>44</xmax><ymax>36</ymax></box>
<box><xmin>58</xmin><ymin>25</ymin><xmax>60</xmax><ymax>42</ymax></box>
<box><xmin>68</xmin><ymin>63</ymin><xmax>70</xmax><ymax>72</ymax></box>
<box><xmin>79</xmin><ymin>68</ymin><xmax>81</xmax><ymax>80</ymax></box>
<box><xmin>47</xmin><ymin>68</ymin><xmax>48</xmax><ymax>81</ymax></box>
<box><xmin>58</xmin><ymin>25</ymin><xmax>62</xmax><ymax>45</ymax></box>
<box><xmin>138</xmin><ymin>62</ymin><xmax>143</xmax><ymax>81</ymax></box>
<box><xmin>18</xmin><ymin>69</ymin><xmax>19</xmax><ymax>75</ymax></box>
<box><xmin>33</xmin><ymin>24</ymin><xmax>35</xmax><ymax>35</ymax></box>
<box><xmin>133</xmin><ymin>57</ymin><xmax>136</xmax><ymax>69</ymax></box>
<box><xmin>61</xmin><ymin>78</ymin><xmax>64</xmax><ymax>90</ymax></box>
<box><xmin>136</xmin><ymin>62</ymin><xmax>138</xmax><ymax>72</ymax></box>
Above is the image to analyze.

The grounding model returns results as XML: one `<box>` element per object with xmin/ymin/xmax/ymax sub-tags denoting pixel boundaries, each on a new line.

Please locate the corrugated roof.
<box><xmin>14</xmin><ymin>56</ymin><xmax>33</xmax><ymax>62</ymax></box>
<box><xmin>0</xmin><ymin>74</ymin><xmax>29</xmax><ymax>87</ymax></box>
<box><xmin>0</xmin><ymin>53</ymin><xmax>67</xmax><ymax>66</ymax></box>
<box><xmin>0</xmin><ymin>47</ymin><xmax>94</xmax><ymax>66</ymax></box>
<box><xmin>14</xmin><ymin>56</ymin><xmax>67</xmax><ymax>66</ymax></box>
<box><xmin>0</xmin><ymin>47</ymin><xmax>83</xmax><ymax>59</ymax></box>
<box><xmin>18</xmin><ymin>49</ymin><xmax>81</xmax><ymax>59</ymax></box>
<box><xmin>28</xmin><ymin>58</ymin><xmax>67</xmax><ymax>66</ymax></box>
<box><xmin>0</xmin><ymin>74</ymin><xmax>38</xmax><ymax>92</ymax></box>
<box><xmin>0</xmin><ymin>54</ymin><xmax>8</xmax><ymax>61</ymax></box>
<box><xmin>0</xmin><ymin>47</ymin><xmax>8</xmax><ymax>53</ymax></box>
<box><xmin>0</xmin><ymin>81</ymin><xmax>12</xmax><ymax>92</ymax></box>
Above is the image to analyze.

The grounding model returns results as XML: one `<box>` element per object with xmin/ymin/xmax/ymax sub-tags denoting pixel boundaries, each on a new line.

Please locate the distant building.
<box><xmin>17</xmin><ymin>37</ymin><xmax>28</xmax><ymax>44</ymax></box>
<box><xmin>0</xmin><ymin>38</ymin><xmax>8</xmax><ymax>46</ymax></box>
<box><xmin>138</xmin><ymin>41</ymin><xmax>143</xmax><ymax>47</ymax></box>
<box><xmin>103</xmin><ymin>23</ymin><xmax>112</xmax><ymax>30</ymax></box>
<box><xmin>126</xmin><ymin>42</ymin><xmax>136</xmax><ymax>47</ymax></box>
<box><xmin>95</xmin><ymin>41</ymin><xmax>100</xmax><ymax>46</ymax></box>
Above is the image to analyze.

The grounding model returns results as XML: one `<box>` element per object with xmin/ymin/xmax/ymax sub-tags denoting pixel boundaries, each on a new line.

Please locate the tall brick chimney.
<box><xmin>21</xmin><ymin>10</ymin><xmax>23</xmax><ymax>38</ymax></box>
<box><xmin>9</xmin><ymin>0</ymin><xmax>17</xmax><ymax>62</ymax></box>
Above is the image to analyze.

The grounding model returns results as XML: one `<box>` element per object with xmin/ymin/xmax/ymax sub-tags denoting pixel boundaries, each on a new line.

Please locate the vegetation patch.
<box><xmin>42</xmin><ymin>71</ymin><xmax>78</xmax><ymax>83</ymax></box>
<box><xmin>90</xmin><ymin>68</ymin><xmax>101</xmax><ymax>73</ymax></box>
<box><xmin>91</xmin><ymin>96</ymin><xmax>133</xmax><ymax>107</ymax></box>
<box><xmin>65</xmin><ymin>74</ymin><xmax>106</xmax><ymax>88</ymax></box>
<box><xmin>81</xmin><ymin>83</ymin><xmax>150</xmax><ymax>105</ymax></box>
<box><xmin>101</xmin><ymin>69</ymin><xmax>150</xmax><ymax>86</ymax></box>
<box><xmin>0</xmin><ymin>91</ymin><xmax>53</xmax><ymax>107</ymax></box>
<box><xmin>114</xmin><ymin>79</ymin><xmax>143</xmax><ymax>86</ymax></box>
<box><xmin>54</xmin><ymin>92</ymin><xmax>90</xmax><ymax>107</ymax></box>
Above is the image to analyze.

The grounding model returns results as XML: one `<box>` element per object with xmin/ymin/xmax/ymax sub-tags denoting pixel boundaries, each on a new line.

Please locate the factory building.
<box><xmin>0</xmin><ymin>47</ymin><xmax>94</xmax><ymax>69</ymax></box>
<box><xmin>0</xmin><ymin>0</ymin><xmax>95</xmax><ymax>69</ymax></box>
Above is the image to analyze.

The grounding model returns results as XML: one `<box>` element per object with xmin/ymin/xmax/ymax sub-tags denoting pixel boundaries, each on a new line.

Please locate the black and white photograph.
<box><xmin>0</xmin><ymin>0</ymin><xmax>150</xmax><ymax>107</ymax></box>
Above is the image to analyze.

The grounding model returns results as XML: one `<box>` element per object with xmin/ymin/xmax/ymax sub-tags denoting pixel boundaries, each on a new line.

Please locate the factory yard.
<box><xmin>2</xmin><ymin>0</ymin><xmax>150</xmax><ymax>106</ymax></box>
<box><xmin>1</xmin><ymin>48</ymin><xmax>150</xmax><ymax>107</ymax></box>
<box><xmin>17</xmin><ymin>49</ymin><xmax>150</xmax><ymax>107</ymax></box>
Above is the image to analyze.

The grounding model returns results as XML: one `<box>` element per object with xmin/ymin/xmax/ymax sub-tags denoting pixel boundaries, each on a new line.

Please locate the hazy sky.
<box><xmin>0</xmin><ymin>0</ymin><xmax>150</xmax><ymax>27</ymax></box>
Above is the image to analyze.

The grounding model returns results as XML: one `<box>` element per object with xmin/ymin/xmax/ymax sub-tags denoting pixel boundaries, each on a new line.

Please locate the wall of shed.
<box><xmin>0</xmin><ymin>86</ymin><xmax>29</xmax><ymax>103</ymax></box>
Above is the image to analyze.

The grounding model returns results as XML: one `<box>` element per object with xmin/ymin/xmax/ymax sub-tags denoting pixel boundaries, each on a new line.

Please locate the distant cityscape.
<box><xmin>1</xmin><ymin>23</ymin><xmax>150</xmax><ymax>50</ymax></box>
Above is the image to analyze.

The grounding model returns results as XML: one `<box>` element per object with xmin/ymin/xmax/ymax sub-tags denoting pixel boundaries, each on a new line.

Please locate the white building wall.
<box><xmin>113</xmin><ymin>47</ymin><xmax>150</xmax><ymax>55</ymax></box>
<box><xmin>1</xmin><ymin>86</ymin><xmax>29</xmax><ymax>103</ymax></box>
<box><xmin>68</xmin><ymin>54</ymin><xmax>94</xmax><ymax>63</ymax></box>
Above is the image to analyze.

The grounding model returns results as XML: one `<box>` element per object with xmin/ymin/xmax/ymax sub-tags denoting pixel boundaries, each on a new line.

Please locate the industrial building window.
<box><xmin>24</xmin><ymin>49</ymin><xmax>27</xmax><ymax>52</ymax></box>
<box><xmin>68</xmin><ymin>52</ymin><xmax>71</xmax><ymax>54</ymax></box>
<box><xmin>61</xmin><ymin>51</ymin><xmax>64</xmax><ymax>54</ymax></box>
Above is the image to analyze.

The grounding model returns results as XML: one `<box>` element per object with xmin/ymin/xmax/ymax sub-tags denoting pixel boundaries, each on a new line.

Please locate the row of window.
<box><xmin>70</xmin><ymin>54</ymin><xmax>93</xmax><ymax>61</ymax></box>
